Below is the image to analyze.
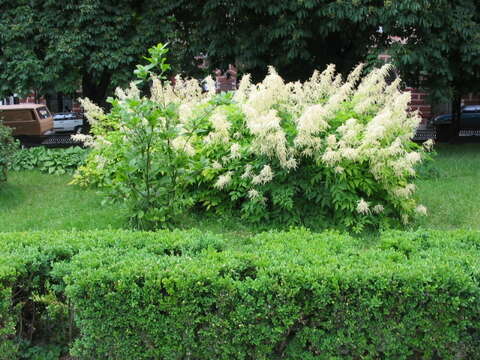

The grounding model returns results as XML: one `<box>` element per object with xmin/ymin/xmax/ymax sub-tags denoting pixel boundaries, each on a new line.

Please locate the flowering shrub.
<box><xmin>74</xmin><ymin>44</ymin><xmax>431</xmax><ymax>231</ymax></box>
<box><xmin>72</xmin><ymin>44</ymin><xmax>217</xmax><ymax>229</ymax></box>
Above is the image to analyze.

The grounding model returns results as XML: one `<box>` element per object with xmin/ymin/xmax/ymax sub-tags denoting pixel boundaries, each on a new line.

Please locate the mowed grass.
<box><xmin>0</xmin><ymin>143</ymin><xmax>479</xmax><ymax>233</ymax></box>
<box><xmin>415</xmin><ymin>143</ymin><xmax>480</xmax><ymax>230</ymax></box>
<box><xmin>0</xmin><ymin>170</ymin><xmax>255</xmax><ymax>236</ymax></box>
<box><xmin>0</xmin><ymin>171</ymin><xmax>127</xmax><ymax>232</ymax></box>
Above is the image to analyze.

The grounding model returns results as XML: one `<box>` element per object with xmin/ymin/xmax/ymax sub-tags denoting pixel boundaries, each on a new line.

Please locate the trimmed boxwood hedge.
<box><xmin>1</xmin><ymin>229</ymin><xmax>480</xmax><ymax>359</ymax></box>
<box><xmin>0</xmin><ymin>229</ymin><xmax>225</xmax><ymax>359</ymax></box>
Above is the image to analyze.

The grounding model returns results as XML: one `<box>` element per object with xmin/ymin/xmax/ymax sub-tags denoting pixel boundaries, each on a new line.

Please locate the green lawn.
<box><xmin>0</xmin><ymin>171</ymin><xmax>127</xmax><ymax>232</ymax></box>
<box><xmin>0</xmin><ymin>170</ymin><xmax>254</xmax><ymax>235</ymax></box>
<box><xmin>415</xmin><ymin>143</ymin><xmax>480</xmax><ymax>230</ymax></box>
<box><xmin>1</xmin><ymin>143</ymin><xmax>479</xmax><ymax>233</ymax></box>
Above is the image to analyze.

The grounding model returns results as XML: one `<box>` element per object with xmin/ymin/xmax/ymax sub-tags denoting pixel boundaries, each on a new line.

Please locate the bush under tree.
<box><xmin>73</xmin><ymin>44</ymin><xmax>432</xmax><ymax>231</ymax></box>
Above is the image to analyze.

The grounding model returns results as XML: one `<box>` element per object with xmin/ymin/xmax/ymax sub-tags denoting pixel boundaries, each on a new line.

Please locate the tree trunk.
<box><xmin>450</xmin><ymin>93</ymin><xmax>462</xmax><ymax>140</ymax></box>
<box><xmin>81</xmin><ymin>71</ymin><xmax>112</xmax><ymax>109</ymax></box>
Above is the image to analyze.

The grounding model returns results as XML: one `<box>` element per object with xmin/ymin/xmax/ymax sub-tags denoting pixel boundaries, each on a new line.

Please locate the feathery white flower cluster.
<box><xmin>352</xmin><ymin>64</ymin><xmax>394</xmax><ymax>114</ymax></box>
<box><xmin>252</xmin><ymin>165</ymin><xmax>274</xmax><ymax>185</ymax></box>
<box><xmin>206</xmin><ymin>110</ymin><xmax>231</xmax><ymax>143</ymax></box>
<box><xmin>230</xmin><ymin>143</ymin><xmax>241</xmax><ymax>159</ymax></box>
<box><xmin>213</xmin><ymin>62</ymin><xmax>425</xmax><ymax>221</ymax></box>
<box><xmin>238</xmin><ymin>68</ymin><xmax>293</xmax><ymax>168</ymax></box>
<box><xmin>393</xmin><ymin>184</ymin><xmax>416</xmax><ymax>198</ymax></box>
<box><xmin>150</xmin><ymin>74</ymin><xmax>215</xmax><ymax>116</ymax></box>
<box><xmin>241</xmin><ymin>164</ymin><xmax>253</xmax><ymax>179</ymax></box>
<box><xmin>372</xmin><ymin>204</ymin><xmax>384</xmax><ymax>214</ymax></box>
<box><xmin>78</xmin><ymin>98</ymin><xmax>104</xmax><ymax>125</ymax></box>
<box><xmin>415</xmin><ymin>205</ymin><xmax>428</xmax><ymax>216</ymax></box>
<box><xmin>423</xmin><ymin>139</ymin><xmax>435</xmax><ymax>151</ymax></box>
<box><xmin>214</xmin><ymin>171</ymin><xmax>232</xmax><ymax>189</ymax></box>
<box><xmin>212</xmin><ymin>160</ymin><xmax>223</xmax><ymax>170</ymax></box>
<box><xmin>357</xmin><ymin>199</ymin><xmax>370</xmax><ymax>214</ymax></box>
<box><xmin>71</xmin><ymin>133</ymin><xmax>95</xmax><ymax>147</ymax></box>
<box><xmin>171</xmin><ymin>137</ymin><xmax>195</xmax><ymax>156</ymax></box>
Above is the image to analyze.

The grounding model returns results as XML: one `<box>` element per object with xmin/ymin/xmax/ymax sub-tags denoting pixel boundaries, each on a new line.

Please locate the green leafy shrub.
<box><xmin>74</xmin><ymin>45</ymin><xmax>432</xmax><ymax>231</ymax></box>
<box><xmin>10</xmin><ymin>146</ymin><xmax>88</xmax><ymax>175</ymax></box>
<box><xmin>72</xmin><ymin>43</ymin><xmax>216</xmax><ymax>229</ymax></box>
<box><xmin>0</xmin><ymin>119</ymin><xmax>19</xmax><ymax>183</ymax></box>
<box><xmin>0</xmin><ymin>229</ymin><xmax>225</xmax><ymax>359</ymax></box>
<box><xmin>1</xmin><ymin>229</ymin><xmax>480</xmax><ymax>359</ymax></box>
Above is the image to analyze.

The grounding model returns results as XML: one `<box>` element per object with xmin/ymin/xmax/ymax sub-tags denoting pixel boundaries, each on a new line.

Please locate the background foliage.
<box><xmin>382</xmin><ymin>0</ymin><xmax>480</xmax><ymax>102</ymax></box>
<box><xmin>4</xmin><ymin>0</ymin><xmax>479</xmax><ymax>110</ymax></box>
<box><xmin>0</xmin><ymin>0</ymin><xmax>182</xmax><ymax>105</ymax></box>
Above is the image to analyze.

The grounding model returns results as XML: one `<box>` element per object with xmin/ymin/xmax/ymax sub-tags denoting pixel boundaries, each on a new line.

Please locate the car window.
<box><xmin>54</xmin><ymin>113</ymin><xmax>77</xmax><ymax>120</ymax></box>
<box><xmin>462</xmin><ymin>105</ymin><xmax>480</xmax><ymax>113</ymax></box>
<box><xmin>0</xmin><ymin>110</ymin><xmax>35</xmax><ymax>122</ymax></box>
<box><xmin>37</xmin><ymin>107</ymin><xmax>51</xmax><ymax>119</ymax></box>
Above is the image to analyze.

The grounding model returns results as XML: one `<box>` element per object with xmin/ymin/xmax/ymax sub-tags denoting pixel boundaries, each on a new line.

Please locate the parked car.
<box><xmin>428</xmin><ymin>105</ymin><xmax>480</xmax><ymax>141</ymax></box>
<box><xmin>0</xmin><ymin>104</ymin><xmax>54</xmax><ymax>144</ymax></box>
<box><xmin>53</xmin><ymin>112</ymin><xmax>84</xmax><ymax>133</ymax></box>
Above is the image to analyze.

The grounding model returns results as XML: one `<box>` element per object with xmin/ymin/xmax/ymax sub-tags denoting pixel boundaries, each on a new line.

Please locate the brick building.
<box><xmin>379</xmin><ymin>50</ymin><xmax>480</xmax><ymax>124</ymax></box>
<box><xmin>402</xmin><ymin>87</ymin><xmax>480</xmax><ymax>125</ymax></box>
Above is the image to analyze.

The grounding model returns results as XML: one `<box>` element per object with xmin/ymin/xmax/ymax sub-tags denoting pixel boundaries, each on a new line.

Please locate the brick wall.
<box><xmin>215</xmin><ymin>65</ymin><xmax>237</xmax><ymax>92</ymax></box>
<box><xmin>405</xmin><ymin>87</ymin><xmax>431</xmax><ymax>124</ymax></box>
<box><xmin>462</xmin><ymin>93</ymin><xmax>480</xmax><ymax>106</ymax></box>
<box><xmin>1</xmin><ymin>93</ymin><xmax>46</xmax><ymax>105</ymax></box>
<box><xmin>405</xmin><ymin>87</ymin><xmax>480</xmax><ymax>123</ymax></box>
<box><xmin>19</xmin><ymin>94</ymin><xmax>46</xmax><ymax>105</ymax></box>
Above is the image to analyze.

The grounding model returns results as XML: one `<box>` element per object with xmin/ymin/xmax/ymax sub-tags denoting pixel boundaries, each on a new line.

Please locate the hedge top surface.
<box><xmin>46</xmin><ymin>228</ymin><xmax>480</xmax><ymax>290</ymax></box>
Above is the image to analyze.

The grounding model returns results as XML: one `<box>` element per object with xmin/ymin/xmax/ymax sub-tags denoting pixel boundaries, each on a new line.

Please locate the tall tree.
<box><xmin>173</xmin><ymin>1</ymin><xmax>387</xmax><ymax>81</ymax></box>
<box><xmin>0</xmin><ymin>0</ymin><xmax>181</xmax><ymax>106</ymax></box>
<box><xmin>0</xmin><ymin>2</ymin><xmax>52</xmax><ymax>100</ymax></box>
<box><xmin>0</xmin><ymin>0</ymin><xmax>390</xmax><ymax>104</ymax></box>
<box><xmin>382</xmin><ymin>0</ymin><xmax>480</xmax><ymax>137</ymax></box>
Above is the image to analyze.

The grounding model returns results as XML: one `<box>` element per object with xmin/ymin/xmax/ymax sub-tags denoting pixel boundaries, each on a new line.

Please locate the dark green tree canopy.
<box><xmin>0</xmin><ymin>0</ymin><xmax>180</xmax><ymax>105</ymax></box>
<box><xmin>382</xmin><ymin>0</ymin><xmax>480</xmax><ymax>102</ymax></box>
<box><xmin>1</xmin><ymin>0</ymin><xmax>480</xmax><ymax>111</ymax></box>
<box><xmin>178</xmin><ymin>1</ymin><xmax>386</xmax><ymax>81</ymax></box>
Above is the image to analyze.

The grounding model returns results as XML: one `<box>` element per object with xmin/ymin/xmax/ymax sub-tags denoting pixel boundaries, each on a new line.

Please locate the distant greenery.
<box><xmin>381</xmin><ymin>1</ymin><xmax>480</xmax><ymax>138</ymax></box>
<box><xmin>10</xmin><ymin>146</ymin><xmax>88</xmax><ymax>175</ymax></box>
<box><xmin>3</xmin><ymin>0</ymin><xmax>479</xmax><ymax>109</ymax></box>
<box><xmin>0</xmin><ymin>0</ymin><xmax>180</xmax><ymax>106</ymax></box>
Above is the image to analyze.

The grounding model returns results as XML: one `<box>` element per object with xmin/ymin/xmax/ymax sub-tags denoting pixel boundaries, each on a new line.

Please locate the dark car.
<box><xmin>428</xmin><ymin>105</ymin><xmax>480</xmax><ymax>140</ymax></box>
